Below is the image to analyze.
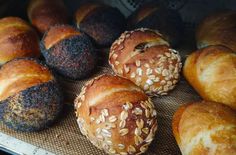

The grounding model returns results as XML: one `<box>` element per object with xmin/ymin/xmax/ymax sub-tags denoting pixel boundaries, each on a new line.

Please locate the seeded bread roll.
<box><xmin>128</xmin><ymin>3</ymin><xmax>183</xmax><ymax>47</ymax></box>
<box><xmin>75</xmin><ymin>2</ymin><xmax>126</xmax><ymax>47</ymax></box>
<box><xmin>172</xmin><ymin>101</ymin><xmax>236</xmax><ymax>155</ymax></box>
<box><xmin>196</xmin><ymin>11</ymin><xmax>236</xmax><ymax>51</ymax></box>
<box><xmin>0</xmin><ymin>58</ymin><xmax>63</xmax><ymax>132</ymax></box>
<box><xmin>183</xmin><ymin>45</ymin><xmax>236</xmax><ymax>110</ymax></box>
<box><xmin>74</xmin><ymin>74</ymin><xmax>158</xmax><ymax>155</ymax></box>
<box><xmin>41</xmin><ymin>25</ymin><xmax>96</xmax><ymax>80</ymax></box>
<box><xmin>28</xmin><ymin>0</ymin><xmax>68</xmax><ymax>34</ymax></box>
<box><xmin>0</xmin><ymin>17</ymin><xmax>40</xmax><ymax>65</ymax></box>
<box><xmin>109</xmin><ymin>28</ymin><xmax>182</xmax><ymax>96</ymax></box>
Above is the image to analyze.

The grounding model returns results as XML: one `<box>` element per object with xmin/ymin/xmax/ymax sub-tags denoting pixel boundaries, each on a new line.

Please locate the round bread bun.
<box><xmin>75</xmin><ymin>2</ymin><xmax>126</xmax><ymax>47</ymax></box>
<box><xmin>196</xmin><ymin>11</ymin><xmax>236</xmax><ymax>52</ymax></box>
<box><xmin>0</xmin><ymin>58</ymin><xmax>63</xmax><ymax>132</ymax></box>
<box><xmin>109</xmin><ymin>28</ymin><xmax>182</xmax><ymax>96</ymax></box>
<box><xmin>172</xmin><ymin>101</ymin><xmax>236</xmax><ymax>155</ymax></box>
<box><xmin>41</xmin><ymin>25</ymin><xmax>97</xmax><ymax>80</ymax></box>
<box><xmin>0</xmin><ymin>17</ymin><xmax>40</xmax><ymax>65</ymax></box>
<box><xmin>74</xmin><ymin>74</ymin><xmax>158</xmax><ymax>155</ymax></box>
<box><xmin>28</xmin><ymin>0</ymin><xmax>69</xmax><ymax>34</ymax></box>
<box><xmin>128</xmin><ymin>3</ymin><xmax>183</xmax><ymax>47</ymax></box>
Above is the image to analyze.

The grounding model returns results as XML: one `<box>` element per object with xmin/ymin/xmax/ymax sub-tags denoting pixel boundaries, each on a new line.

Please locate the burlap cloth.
<box><xmin>0</xmin><ymin>29</ymin><xmax>201</xmax><ymax>155</ymax></box>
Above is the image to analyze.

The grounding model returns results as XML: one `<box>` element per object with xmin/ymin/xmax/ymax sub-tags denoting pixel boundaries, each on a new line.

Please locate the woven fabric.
<box><xmin>0</xmin><ymin>29</ymin><xmax>201</xmax><ymax>155</ymax></box>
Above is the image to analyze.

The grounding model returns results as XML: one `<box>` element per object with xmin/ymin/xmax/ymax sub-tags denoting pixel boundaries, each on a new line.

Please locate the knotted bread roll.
<box><xmin>109</xmin><ymin>28</ymin><xmax>182</xmax><ymax>96</ymax></box>
<box><xmin>74</xmin><ymin>74</ymin><xmax>157</xmax><ymax>155</ymax></box>
<box><xmin>0</xmin><ymin>17</ymin><xmax>40</xmax><ymax>65</ymax></box>
<box><xmin>0</xmin><ymin>58</ymin><xmax>63</xmax><ymax>132</ymax></box>
<box><xmin>196</xmin><ymin>11</ymin><xmax>236</xmax><ymax>52</ymax></box>
<box><xmin>172</xmin><ymin>101</ymin><xmax>236</xmax><ymax>155</ymax></box>
<box><xmin>184</xmin><ymin>45</ymin><xmax>236</xmax><ymax>110</ymax></box>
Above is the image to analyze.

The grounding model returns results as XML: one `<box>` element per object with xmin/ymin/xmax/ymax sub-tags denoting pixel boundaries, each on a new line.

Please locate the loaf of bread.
<box><xmin>196</xmin><ymin>11</ymin><xmax>236</xmax><ymax>51</ymax></box>
<box><xmin>128</xmin><ymin>3</ymin><xmax>183</xmax><ymax>47</ymax></box>
<box><xmin>0</xmin><ymin>17</ymin><xmax>40</xmax><ymax>65</ymax></box>
<box><xmin>74</xmin><ymin>74</ymin><xmax>158</xmax><ymax>155</ymax></box>
<box><xmin>28</xmin><ymin>0</ymin><xmax>68</xmax><ymax>34</ymax></box>
<box><xmin>109</xmin><ymin>28</ymin><xmax>182</xmax><ymax>96</ymax></box>
<box><xmin>0</xmin><ymin>58</ymin><xmax>63</xmax><ymax>132</ymax></box>
<box><xmin>40</xmin><ymin>25</ymin><xmax>97</xmax><ymax>80</ymax></box>
<box><xmin>75</xmin><ymin>2</ymin><xmax>126</xmax><ymax>47</ymax></box>
<box><xmin>183</xmin><ymin>45</ymin><xmax>236</xmax><ymax>110</ymax></box>
<box><xmin>172</xmin><ymin>101</ymin><xmax>236</xmax><ymax>155</ymax></box>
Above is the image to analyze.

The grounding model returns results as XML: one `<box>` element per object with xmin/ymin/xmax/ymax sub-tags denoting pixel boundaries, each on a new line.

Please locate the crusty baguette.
<box><xmin>183</xmin><ymin>45</ymin><xmax>236</xmax><ymax>110</ymax></box>
<box><xmin>74</xmin><ymin>74</ymin><xmax>158</xmax><ymax>155</ymax></box>
<box><xmin>172</xmin><ymin>101</ymin><xmax>236</xmax><ymax>155</ymax></box>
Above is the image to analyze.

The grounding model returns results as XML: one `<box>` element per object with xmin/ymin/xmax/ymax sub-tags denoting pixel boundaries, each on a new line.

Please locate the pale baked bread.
<box><xmin>172</xmin><ymin>101</ymin><xmax>236</xmax><ymax>155</ymax></box>
<box><xmin>196</xmin><ymin>11</ymin><xmax>236</xmax><ymax>52</ymax></box>
<box><xmin>74</xmin><ymin>74</ymin><xmax>158</xmax><ymax>155</ymax></box>
<box><xmin>183</xmin><ymin>45</ymin><xmax>236</xmax><ymax>110</ymax></box>
<box><xmin>109</xmin><ymin>28</ymin><xmax>182</xmax><ymax>96</ymax></box>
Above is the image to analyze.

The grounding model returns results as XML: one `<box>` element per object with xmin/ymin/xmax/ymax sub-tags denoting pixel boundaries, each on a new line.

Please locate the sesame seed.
<box><xmin>130</xmin><ymin>72</ymin><xmax>136</xmax><ymax>78</ymax></box>
<box><xmin>133</xmin><ymin>107</ymin><xmax>143</xmax><ymax>115</ymax></box>
<box><xmin>136</xmin><ymin>119</ymin><xmax>144</xmax><ymax>129</ymax></box>
<box><xmin>128</xmin><ymin>145</ymin><xmax>136</xmax><ymax>154</ymax></box>
<box><xmin>108</xmin><ymin>116</ymin><xmax>117</xmax><ymax>123</ymax></box>
<box><xmin>120</xmin><ymin>111</ymin><xmax>128</xmax><ymax>120</ymax></box>
<box><xmin>136</xmin><ymin>60</ymin><xmax>141</xmax><ymax>67</ymax></box>
<box><xmin>119</xmin><ymin>128</ymin><xmax>129</xmax><ymax>136</ymax></box>
<box><xmin>115</xmin><ymin>61</ymin><xmax>120</xmax><ymax>65</ymax></box>
<box><xmin>146</xmin><ymin>68</ymin><xmax>153</xmax><ymax>75</ymax></box>
<box><xmin>146</xmin><ymin>79</ymin><xmax>154</xmax><ymax>86</ymax></box>
<box><xmin>142</xmin><ymin>128</ymin><xmax>149</xmax><ymax>134</ymax></box>
<box><xmin>136</xmin><ymin>68</ymin><xmax>143</xmax><ymax>76</ymax></box>
<box><xmin>135</xmin><ymin>128</ymin><xmax>142</xmax><ymax>136</ymax></box>
<box><xmin>118</xmin><ymin>144</ymin><xmax>125</xmax><ymax>150</ymax></box>
<box><xmin>112</xmin><ymin>53</ymin><xmax>118</xmax><ymax>59</ymax></box>
<box><xmin>119</xmin><ymin>120</ymin><xmax>126</xmax><ymax>128</ymax></box>
<box><xmin>144</xmin><ymin>63</ymin><xmax>150</xmax><ymax>68</ymax></box>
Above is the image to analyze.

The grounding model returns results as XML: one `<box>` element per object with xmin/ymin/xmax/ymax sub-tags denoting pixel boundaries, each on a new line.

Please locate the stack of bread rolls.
<box><xmin>109</xmin><ymin>28</ymin><xmax>182</xmax><ymax>96</ymax></box>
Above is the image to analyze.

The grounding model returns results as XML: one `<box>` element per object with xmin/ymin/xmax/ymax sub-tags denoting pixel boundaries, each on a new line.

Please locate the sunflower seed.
<box><xmin>128</xmin><ymin>145</ymin><xmax>136</xmax><ymax>153</ymax></box>
<box><xmin>118</xmin><ymin>144</ymin><xmax>125</xmax><ymax>150</ymax></box>
<box><xmin>120</xmin><ymin>111</ymin><xmax>128</xmax><ymax>120</ymax></box>
<box><xmin>108</xmin><ymin>116</ymin><xmax>117</xmax><ymax>123</ymax></box>
<box><xmin>142</xmin><ymin>128</ymin><xmax>149</xmax><ymax>134</ymax></box>
<box><xmin>136</xmin><ymin>119</ymin><xmax>144</xmax><ymax>129</ymax></box>
<box><xmin>145</xmin><ymin>109</ymin><xmax>150</xmax><ymax>118</ymax></box>
<box><xmin>135</xmin><ymin>128</ymin><xmax>142</xmax><ymax>136</ymax></box>
<box><xmin>119</xmin><ymin>128</ymin><xmax>129</xmax><ymax>136</ymax></box>
<box><xmin>119</xmin><ymin>120</ymin><xmax>126</xmax><ymax>128</ymax></box>
<box><xmin>135</xmin><ymin>135</ymin><xmax>144</xmax><ymax>145</ymax></box>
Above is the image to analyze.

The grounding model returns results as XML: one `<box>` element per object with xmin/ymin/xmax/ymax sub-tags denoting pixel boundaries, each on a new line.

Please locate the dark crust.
<box><xmin>41</xmin><ymin>34</ymin><xmax>97</xmax><ymax>80</ymax></box>
<box><xmin>128</xmin><ymin>7</ymin><xmax>183</xmax><ymax>47</ymax></box>
<box><xmin>78</xmin><ymin>7</ymin><xmax>126</xmax><ymax>47</ymax></box>
<box><xmin>0</xmin><ymin>80</ymin><xmax>63</xmax><ymax>132</ymax></box>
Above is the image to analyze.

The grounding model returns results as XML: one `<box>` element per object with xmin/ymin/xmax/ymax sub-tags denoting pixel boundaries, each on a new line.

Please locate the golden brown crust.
<box><xmin>0</xmin><ymin>17</ymin><xmax>40</xmax><ymax>64</ymax></box>
<box><xmin>183</xmin><ymin>45</ymin><xmax>236</xmax><ymax>110</ymax></box>
<box><xmin>75</xmin><ymin>3</ymin><xmax>102</xmax><ymax>25</ymax></box>
<box><xmin>74</xmin><ymin>74</ymin><xmax>158</xmax><ymax>155</ymax></box>
<box><xmin>109</xmin><ymin>28</ymin><xmax>182</xmax><ymax>96</ymax></box>
<box><xmin>0</xmin><ymin>59</ymin><xmax>53</xmax><ymax>101</ymax></box>
<box><xmin>196</xmin><ymin>11</ymin><xmax>236</xmax><ymax>52</ymax></box>
<box><xmin>172</xmin><ymin>101</ymin><xmax>236</xmax><ymax>155</ymax></box>
<box><xmin>28</xmin><ymin>0</ymin><xmax>68</xmax><ymax>34</ymax></box>
<box><xmin>43</xmin><ymin>25</ymin><xmax>81</xmax><ymax>50</ymax></box>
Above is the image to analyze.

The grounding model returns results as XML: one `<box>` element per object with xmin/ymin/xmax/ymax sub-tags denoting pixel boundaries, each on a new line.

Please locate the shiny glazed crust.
<box><xmin>0</xmin><ymin>17</ymin><xmax>40</xmax><ymax>64</ymax></box>
<box><xmin>183</xmin><ymin>45</ymin><xmax>236</xmax><ymax>110</ymax></box>
<box><xmin>74</xmin><ymin>74</ymin><xmax>158</xmax><ymax>155</ymax></box>
<box><xmin>172</xmin><ymin>101</ymin><xmax>236</xmax><ymax>155</ymax></box>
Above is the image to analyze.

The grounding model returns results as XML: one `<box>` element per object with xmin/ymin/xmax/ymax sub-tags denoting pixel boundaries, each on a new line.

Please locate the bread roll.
<box><xmin>41</xmin><ymin>25</ymin><xmax>97</xmax><ymax>80</ymax></box>
<box><xmin>0</xmin><ymin>17</ymin><xmax>40</xmax><ymax>65</ymax></box>
<box><xmin>183</xmin><ymin>45</ymin><xmax>236</xmax><ymax>110</ymax></box>
<box><xmin>128</xmin><ymin>3</ymin><xmax>183</xmax><ymax>47</ymax></box>
<box><xmin>75</xmin><ymin>2</ymin><xmax>126</xmax><ymax>47</ymax></box>
<box><xmin>0</xmin><ymin>58</ymin><xmax>63</xmax><ymax>132</ymax></box>
<box><xmin>172</xmin><ymin>101</ymin><xmax>236</xmax><ymax>155</ymax></box>
<box><xmin>74</xmin><ymin>74</ymin><xmax>158</xmax><ymax>155</ymax></box>
<box><xmin>109</xmin><ymin>28</ymin><xmax>182</xmax><ymax>96</ymax></box>
<box><xmin>28</xmin><ymin>0</ymin><xmax>68</xmax><ymax>34</ymax></box>
<box><xmin>196</xmin><ymin>11</ymin><xmax>236</xmax><ymax>51</ymax></box>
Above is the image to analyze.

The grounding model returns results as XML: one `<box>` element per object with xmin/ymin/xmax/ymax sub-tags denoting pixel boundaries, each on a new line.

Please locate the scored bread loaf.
<box><xmin>0</xmin><ymin>58</ymin><xmax>63</xmax><ymax>132</ymax></box>
<box><xmin>28</xmin><ymin>0</ymin><xmax>68</xmax><ymax>34</ymax></box>
<box><xmin>172</xmin><ymin>101</ymin><xmax>236</xmax><ymax>155</ymax></box>
<box><xmin>183</xmin><ymin>45</ymin><xmax>236</xmax><ymax>110</ymax></box>
<box><xmin>74</xmin><ymin>74</ymin><xmax>157</xmax><ymax>155</ymax></box>
<box><xmin>0</xmin><ymin>17</ymin><xmax>40</xmax><ymax>65</ymax></box>
<box><xmin>196</xmin><ymin>11</ymin><xmax>236</xmax><ymax>52</ymax></box>
<box><xmin>109</xmin><ymin>28</ymin><xmax>182</xmax><ymax>96</ymax></box>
